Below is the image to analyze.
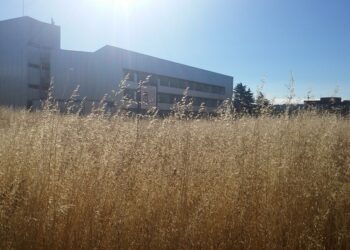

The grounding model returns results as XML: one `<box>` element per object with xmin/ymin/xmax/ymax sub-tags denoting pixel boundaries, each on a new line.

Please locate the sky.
<box><xmin>1</xmin><ymin>0</ymin><xmax>349</xmax><ymax>102</ymax></box>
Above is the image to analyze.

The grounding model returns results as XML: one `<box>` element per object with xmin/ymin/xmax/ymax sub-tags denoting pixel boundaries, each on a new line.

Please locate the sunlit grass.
<box><xmin>0</xmin><ymin>107</ymin><xmax>349</xmax><ymax>249</ymax></box>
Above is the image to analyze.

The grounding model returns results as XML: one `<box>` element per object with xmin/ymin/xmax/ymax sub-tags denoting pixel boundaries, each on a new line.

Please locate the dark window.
<box><xmin>212</xmin><ymin>86</ymin><xmax>225</xmax><ymax>94</ymax></box>
<box><xmin>188</xmin><ymin>82</ymin><xmax>196</xmax><ymax>90</ymax></box>
<box><xmin>178</xmin><ymin>81</ymin><xmax>186</xmax><ymax>89</ymax></box>
<box><xmin>26</xmin><ymin>100</ymin><xmax>33</xmax><ymax>109</ymax></box>
<box><xmin>158</xmin><ymin>93</ymin><xmax>171</xmax><ymax>103</ymax></box>
<box><xmin>207</xmin><ymin>99</ymin><xmax>217</xmax><ymax>107</ymax></box>
<box><xmin>169</xmin><ymin>79</ymin><xmax>180</xmax><ymax>88</ymax></box>
<box><xmin>28</xmin><ymin>84</ymin><xmax>40</xmax><ymax>89</ymax></box>
<box><xmin>205</xmin><ymin>99</ymin><xmax>212</xmax><ymax>107</ymax></box>
<box><xmin>28</xmin><ymin>63</ymin><xmax>40</xmax><ymax>69</ymax></box>
<box><xmin>137</xmin><ymin>72</ymin><xmax>149</xmax><ymax>82</ymax></box>
<box><xmin>159</xmin><ymin>76</ymin><xmax>169</xmax><ymax>86</ymax></box>
<box><xmin>193</xmin><ymin>97</ymin><xmax>201</xmax><ymax>106</ymax></box>
<box><xmin>28</xmin><ymin>63</ymin><xmax>50</xmax><ymax>71</ymax></box>
<box><xmin>147</xmin><ymin>75</ymin><xmax>157</xmax><ymax>86</ymax></box>
<box><xmin>123</xmin><ymin>69</ymin><xmax>135</xmax><ymax>81</ymax></box>
<box><xmin>192</xmin><ymin>98</ymin><xmax>221</xmax><ymax>107</ymax></box>
<box><xmin>123</xmin><ymin>69</ymin><xmax>226</xmax><ymax>96</ymax></box>
<box><xmin>195</xmin><ymin>83</ymin><xmax>204</xmax><ymax>91</ymax></box>
<box><xmin>124</xmin><ymin>89</ymin><xmax>136</xmax><ymax>100</ymax></box>
<box><xmin>174</xmin><ymin>95</ymin><xmax>182</xmax><ymax>102</ymax></box>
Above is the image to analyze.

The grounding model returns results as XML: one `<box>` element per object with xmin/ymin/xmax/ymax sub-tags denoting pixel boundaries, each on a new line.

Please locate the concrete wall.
<box><xmin>0</xmin><ymin>18</ymin><xmax>28</xmax><ymax>106</ymax></box>
<box><xmin>0</xmin><ymin>17</ymin><xmax>60</xmax><ymax>107</ymax></box>
<box><xmin>51</xmin><ymin>50</ymin><xmax>98</xmax><ymax>101</ymax></box>
<box><xmin>0</xmin><ymin>47</ymin><xmax>27</xmax><ymax>106</ymax></box>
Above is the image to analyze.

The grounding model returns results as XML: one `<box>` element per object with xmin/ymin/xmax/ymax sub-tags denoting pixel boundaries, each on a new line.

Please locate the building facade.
<box><xmin>304</xmin><ymin>97</ymin><xmax>350</xmax><ymax>116</ymax></box>
<box><xmin>0</xmin><ymin>16</ymin><xmax>233</xmax><ymax>113</ymax></box>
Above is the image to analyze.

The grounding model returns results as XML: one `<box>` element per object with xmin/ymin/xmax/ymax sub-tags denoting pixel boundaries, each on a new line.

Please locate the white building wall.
<box><xmin>0</xmin><ymin>48</ymin><xmax>27</xmax><ymax>106</ymax></box>
<box><xmin>51</xmin><ymin>50</ymin><xmax>97</xmax><ymax>101</ymax></box>
<box><xmin>0</xmin><ymin>17</ymin><xmax>60</xmax><ymax>107</ymax></box>
<box><xmin>0</xmin><ymin>18</ymin><xmax>27</xmax><ymax>106</ymax></box>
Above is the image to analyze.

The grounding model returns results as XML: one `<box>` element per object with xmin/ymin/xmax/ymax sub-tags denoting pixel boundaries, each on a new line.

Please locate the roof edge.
<box><xmin>95</xmin><ymin>45</ymin><xmax>233</xmax><ymax>79</ymax></box>
<box><xmin>0</xmin><ymin>16</ymin><xmax>60</xmax><ymax>28</ymax></box>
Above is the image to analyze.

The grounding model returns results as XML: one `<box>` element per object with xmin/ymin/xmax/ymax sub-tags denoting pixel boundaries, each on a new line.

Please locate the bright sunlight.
<box><xmin>88</xmin><ymin>0</ymin><xmax>150</xmax><ymax>12</ymax></box>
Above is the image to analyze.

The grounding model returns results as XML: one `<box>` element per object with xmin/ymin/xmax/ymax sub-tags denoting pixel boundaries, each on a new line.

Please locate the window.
<box><xmin>26</xmin><ymin>100</ymin><xmax>33</xmax><ymax>109</ymax></box>
<box><xmin>212</xmin><ymin>86</ymin><xmax>225</xmax><ymax>95</ymax></box>
<box><xmin>202</xmin><ymin>84</ymin><xmax>210</xmax><ymax>92</ymax></box>
<box><xmin>188</xmin><ymin>82</ymin><xmax>196</xmax><ymax>90</ymax></box>
<box><xmin>169</xmin><ymin>79</ymin><xmax>179</xmax><ymax>88</ymax></box>
<box><xmin>159</xmin><ymin>76</ymin><xmax>169</xmax><ymax>86</ymax></box>
<box><xmin>173</xmin><ymin>95</ymin><xmax>182</xmax><ymax>102</ymax></box>
<box><xmin>123</xmin><ymin>69</ymin><xmax>135</xmax><ymax>81</ymax></box>
<box><xmin>195</xmin><ymin>83</ymin><xmax>204</xmax><ymax>91</ymax></box>
<box><xmin>178</xmin><ymin>81</ymin><xmax>186</xmax><ymax>89</ymax></box>
<box><xmin>124</xmin><ymin>89</ymin><xmax>136</xmax><ymax>100</ymax></box>
<box><xmin>137</xmin><ymin>72</ymin><xmax>149</xmax><ymax>82</ymax></box>
<box><xmin>123</xmin><ymin>69</ymin><xmax>226</xmax><ymax>96</ymax></box>
<box><xmin>163</xmin><ymin>94</ymin><xmax>182</xmax><ymax>103</ymax></box>
<box><xmin>28</xmin><ymin>84</ymin><xmax>40</xmax><ymax>90</ymax></box>
<box><xmin>192</xmin><ymin>98</ymin><xmax>222</xmax><ymax>107</ymax></box>
<box><xmin>147</xmin><ymin>75</ymin><xmax>157</xmax><ymax>86</ymax></box>
<box><xmin>193</xmin><ymin>97</ymin><xmax>201</xmax><ymax>106</ymax></box>
<box><xmin>28</xmin><ymin>63</ymin><xmax>40</xmax><ymax>69</ymax></box>
<box><xmin>158</xmin><ymin>93</ymin><xmax>172</xmax><ymax>104</ymax></box>
<box><xmin>207</xmin><ymin>99</ymin><xmax>217</xmax><ymax>107</ymax></box>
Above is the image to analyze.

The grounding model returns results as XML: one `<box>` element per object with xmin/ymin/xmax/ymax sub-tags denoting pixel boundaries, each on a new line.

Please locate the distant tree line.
<box><xmin>231</xmin><ymin>82</ymin><xmax>350</xmax><ymax>117</ymax></box>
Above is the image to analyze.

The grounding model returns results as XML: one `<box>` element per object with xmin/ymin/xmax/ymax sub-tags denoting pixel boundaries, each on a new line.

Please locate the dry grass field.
<box><xmin>0</xmin><ymin>107</ymin><xmax>349</xmax><ymax>249</ymax></box>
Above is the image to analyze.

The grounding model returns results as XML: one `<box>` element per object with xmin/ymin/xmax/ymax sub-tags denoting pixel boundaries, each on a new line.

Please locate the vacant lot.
<box><xmin>0</xmin><ymin>108</ymin><xmax>349</xmax><ymax>249</ymax></box>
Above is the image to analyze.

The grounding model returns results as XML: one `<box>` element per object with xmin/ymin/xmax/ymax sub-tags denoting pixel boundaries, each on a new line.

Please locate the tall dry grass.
<box><xmin>0</xmin><ymin>107</ymin><xmax>349</xmax><ymax>249</ymax></box>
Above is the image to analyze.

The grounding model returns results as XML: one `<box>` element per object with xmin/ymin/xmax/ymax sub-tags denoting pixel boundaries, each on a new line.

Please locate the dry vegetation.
<box><xmin>0</xmin><ymin>106</ymin><xmax>349</xmax><ymax>249</ymax></box>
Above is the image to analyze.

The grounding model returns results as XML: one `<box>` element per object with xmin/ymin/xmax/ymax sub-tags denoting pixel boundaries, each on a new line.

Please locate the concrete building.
<box><xmin>304</xmin><ymin>97</ymin><xmax>350</xmax><ymax>116</ymax></box>
<box><xmin>304</xmin><ymin>97</ymin><xmax>350</xmax><ymax>107</ymax></box>
<box><xmin>0</xmin><ymin>16</ymin><xmax>233</xmax><ymax>113</ymax></box>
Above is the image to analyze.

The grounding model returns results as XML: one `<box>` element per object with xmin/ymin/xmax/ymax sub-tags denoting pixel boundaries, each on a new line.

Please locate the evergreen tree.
<box><xmin>233</xmin><ymin>83</ymin><xmax>254</xmax><ymax>113</ymax></box>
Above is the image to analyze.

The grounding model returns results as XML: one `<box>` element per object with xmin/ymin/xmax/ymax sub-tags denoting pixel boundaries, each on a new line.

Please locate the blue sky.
<box><xmin>1</xmin><ymin>0</ymin><xmax>349</xmax><ymax>102</ymax></box>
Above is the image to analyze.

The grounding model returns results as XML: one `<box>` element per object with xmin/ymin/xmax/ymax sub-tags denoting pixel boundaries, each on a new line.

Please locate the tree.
<box><xmin>233</xmin><ymin>83</ymin><xmax>254</xmax><ymax>114</ymax></box>
<box><xmin>255</xmin><ymin>91</ymin><xmax>271</xmax><ymax>115</ymax></box>
<box><xmin>256</xmin><ymin>91</ymin><xmax>270</xmax><ymax>107</ymax></box>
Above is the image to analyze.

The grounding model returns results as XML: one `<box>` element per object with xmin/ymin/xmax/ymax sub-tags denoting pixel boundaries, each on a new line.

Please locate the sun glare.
<box><xmin>87</xmin><ymin>0</ymin><xmax>154</xmax><ymax>14</ymax></box>
<box><xmin>90</xmin><ymin>0</ymin><xmax>138</xmax><ymax>9</ymax></box>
